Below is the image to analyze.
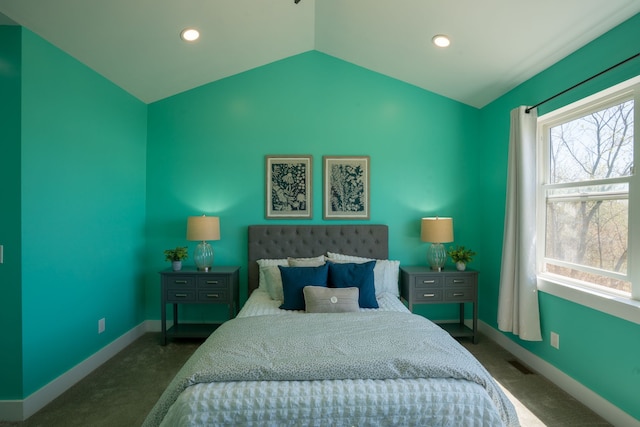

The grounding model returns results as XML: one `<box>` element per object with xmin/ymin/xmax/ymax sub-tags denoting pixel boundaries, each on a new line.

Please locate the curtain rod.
<box><xmin>525</xmin><ymin>52</ymin><xmax>640</xmax><ymax>114</ymax></box>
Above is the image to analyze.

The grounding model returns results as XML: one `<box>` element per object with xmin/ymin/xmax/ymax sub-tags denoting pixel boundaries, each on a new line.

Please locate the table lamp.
<box><xmin>421</xmin><ymin>217</ymin><xmax>453</xmax><ymax>271</ymax></box>
<box><xmin>186</xmin><ymin>215</ymin><xmax>220</xmax><ymax>271</ymax></box>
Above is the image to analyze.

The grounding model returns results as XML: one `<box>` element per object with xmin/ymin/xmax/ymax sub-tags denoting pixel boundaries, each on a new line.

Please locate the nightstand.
<box><xmin>400</xmin><ymin>266</ymin><xmax>478</xmax><ymax>343</ymax></box>
<box><xmin>160</xmin><ymin>266</ymin><xmax>240</xmax><ymax>345</ymax></box>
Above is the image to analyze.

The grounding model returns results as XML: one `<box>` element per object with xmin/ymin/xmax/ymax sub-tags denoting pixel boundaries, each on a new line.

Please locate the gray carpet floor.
<box><xmin>1</xmin><ymin>332</ymin><xmax>611</xmax><ymax>427</ymax></box>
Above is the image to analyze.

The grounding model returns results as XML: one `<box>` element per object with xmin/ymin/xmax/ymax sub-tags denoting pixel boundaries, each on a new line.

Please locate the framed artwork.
<box><xmin>265</xmin><ymin>155</ymin><xmax>313</xmax><ymax>219</ymax></box>
<box><xmin>323</xmin><ymin>156</ymin><xmax>370</xmax><ymax>220</ymax></box>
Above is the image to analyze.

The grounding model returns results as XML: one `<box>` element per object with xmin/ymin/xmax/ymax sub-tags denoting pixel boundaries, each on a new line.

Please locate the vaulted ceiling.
<box><xmin>1</xmin><ymin>0</ymin><xmax>639</xmax><ymax>107</ymax></box>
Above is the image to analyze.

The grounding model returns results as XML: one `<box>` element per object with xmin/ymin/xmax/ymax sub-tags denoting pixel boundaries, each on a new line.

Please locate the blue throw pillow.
<box><xmin>278</xmin><ymin>264</ymin><xmax>329</xmax><ymax>310</ymax></box>
<box><xmin>328</xmin><ymin>261</ymin><xmax>378</xmax><ymax>308</ymax></box>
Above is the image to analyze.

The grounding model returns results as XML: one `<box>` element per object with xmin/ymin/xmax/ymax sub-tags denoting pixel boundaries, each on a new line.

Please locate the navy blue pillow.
<box><xmin>278</xmin><ymin>264</ymin><xmax>329</xmax><ymax>310</ymax></box>
<box><xmin>328</xmin><ymin>261</ymin><xmax>378</xmax><ymax>309</ymax></box>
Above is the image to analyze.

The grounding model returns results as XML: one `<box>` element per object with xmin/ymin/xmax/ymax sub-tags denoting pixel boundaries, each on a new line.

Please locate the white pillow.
<box><xmin>326</xmin><ymin>252</ymin><xmax>400</xmax><ymax>297</ymax></box>
<box><xmin>288</xmin><ymin>255</ymin><xmax>326</xmax><ymax>267</ymax></box>
<box><xmin>261</xmin><ymin>265</ymin><xmax>285</xmax><ymax>301</ymax></box>
<box><xmin>256</xmin><ymin>258</ymin><xmax>287</xmax><ymax>298</ymax></box>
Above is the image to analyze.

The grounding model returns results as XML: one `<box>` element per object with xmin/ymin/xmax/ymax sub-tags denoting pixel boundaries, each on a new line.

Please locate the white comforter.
<box><xmin>143</xmin><ymin>291</ymin><xmax>519</xmax><ymax>427</ymax></box>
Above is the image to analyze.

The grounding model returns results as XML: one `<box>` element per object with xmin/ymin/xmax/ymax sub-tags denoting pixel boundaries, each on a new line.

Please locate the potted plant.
<box><xmin>164</xmin><ymin>246</ymin><xmax>188</xmax><ymax>271</ymax></box>
<box><xmin>448</xmin><ymin>245</ymin><xmax>476</xmax><ymax>271</ymax></box>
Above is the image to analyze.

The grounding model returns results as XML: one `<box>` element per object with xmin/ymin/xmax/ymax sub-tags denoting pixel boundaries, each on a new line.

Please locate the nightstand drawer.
<box><xmin>445</xmin><ymin>275</ymin><xmax>475</xmax><ymax>286</ymax></box>
<box><xmin>165</xmin><ymin>276</ymin><xmax>196</xmax><ymax>287</ymax></box>
<box><xmin>443</xmin><ymin>287</ymin><xmax>474</xmax><ymax>302</ymax></box>
<box><xmin>166</xmin><ymin>289</ymin><xmax>197</xmax><ymax>302</ymax></box>
<box><xmin>413</xmin><ymin>275</ymin><xmax>444</xmax><ymax>288</ymax></box>
<box><xmin>197</xmin><ymin>276</ymin><xmax>229</xmax><ymax>288</ymax></box>
<box><xmin>198</xmin><ymin>290</ymin><xmax>229</xmax><ymax>302</ymax></box>
<box><xmin>413</xmin><ymin>289</ymin><xmax>443</xmax><ymax>302</ymax></box>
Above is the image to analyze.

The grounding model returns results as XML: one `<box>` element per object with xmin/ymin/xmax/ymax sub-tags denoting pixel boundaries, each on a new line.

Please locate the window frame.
<box><xmin>536</xmin><ymin>75</ymin><xmax>640</xmax><ymax>325</ymax></box>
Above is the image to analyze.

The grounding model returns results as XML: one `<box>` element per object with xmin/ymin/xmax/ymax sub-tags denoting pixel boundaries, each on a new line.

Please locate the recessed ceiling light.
<box><xmin>180</xmin><ymin>28</ymin><xmax>200</xmax><ymax>42</ymax></box>
<box><xmin>432</xmin><ymin>34</ymin><xmax>450</xmax><ymax>48</ymax></box>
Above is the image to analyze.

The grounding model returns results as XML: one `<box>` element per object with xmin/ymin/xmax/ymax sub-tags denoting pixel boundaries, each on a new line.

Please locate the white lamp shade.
<box><xmin>421</xmin><ymin>217</ymin><xmax>453</xmax><ymax>243</ymax></box>
<box><xmin>187</xmin><ymin>215</ymin><xmax>220</xmax><ymax>241</ymax></box>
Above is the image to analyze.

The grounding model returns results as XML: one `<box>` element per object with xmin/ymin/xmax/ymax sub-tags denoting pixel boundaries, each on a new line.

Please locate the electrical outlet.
<box><xmin>550</xmin><ymin>331</ymin><xmax>560</xmax><ymax>349</ymax></box>
<box><xmin>98</xmin><ymin>318</ymin><xmax>106</xmax><ymax>334</ymax></box>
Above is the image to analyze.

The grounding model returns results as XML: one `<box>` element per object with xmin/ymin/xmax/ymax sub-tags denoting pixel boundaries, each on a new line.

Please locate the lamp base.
<box><xmin>427</xmin><ymin>242</ymin><xmax>447</xmax><ymax>272</ymax></box>
<box><xmin>194</xmin><ymin>241</ymin><xmax>214</xmax><ymax>271</ymax></box>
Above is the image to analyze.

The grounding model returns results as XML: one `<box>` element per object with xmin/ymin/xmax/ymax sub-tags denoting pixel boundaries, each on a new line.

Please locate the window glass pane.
<box><xmin>549</xmin><ymin>100</ymin><xmax>634</xmax><ymax>184</ymax></box>
<box><xmin>545</xmin><ymin>197</ymin><xmax>628</xmax><ymax>275</ymax></box>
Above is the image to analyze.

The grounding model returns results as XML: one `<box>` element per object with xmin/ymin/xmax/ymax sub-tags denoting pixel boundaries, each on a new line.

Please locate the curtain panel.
<box><xmin>497</xmin><ymin>106</ymin><xmax>542</xmax><ymax>341</ymax></box>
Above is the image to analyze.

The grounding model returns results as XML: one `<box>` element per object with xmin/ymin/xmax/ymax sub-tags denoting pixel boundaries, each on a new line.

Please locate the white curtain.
<box><xmin>497</xmin><ymin>106</ymin><xmax>542</xmax><ymax>341</ymax></box>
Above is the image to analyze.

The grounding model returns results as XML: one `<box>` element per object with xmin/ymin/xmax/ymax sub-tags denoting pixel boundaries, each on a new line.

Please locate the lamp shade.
<box><xmin>421</xmin><ymin>217</ymin><xmax>453</xmax><ymax>243</ymax></box>
<box><xmin>186</xmin><ymin>215</ymin><xmax>220</xmax><ymax>241</ymax></box>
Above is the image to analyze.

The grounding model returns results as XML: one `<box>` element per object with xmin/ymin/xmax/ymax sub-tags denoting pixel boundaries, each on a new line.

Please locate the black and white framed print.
<box><xmin>323</xmin><ymin>156</ymin><xmax>370</xmax><ymax>220</ymax></box>
<box><xmin>265</xmin><ymin>155</ymin><xmax>313</xmax><ymax>219</ymax></box>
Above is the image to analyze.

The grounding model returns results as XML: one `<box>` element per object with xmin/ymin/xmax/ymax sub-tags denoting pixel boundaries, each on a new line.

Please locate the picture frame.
<box><xmin>265</xmin><ymin>155</ymin><xmax>313</xmax><ymax>219</ymax></box>
<box><xmin>323</xmin><ymin>156</ymin><xmax>370</xmax><ymax>220</ymax></box>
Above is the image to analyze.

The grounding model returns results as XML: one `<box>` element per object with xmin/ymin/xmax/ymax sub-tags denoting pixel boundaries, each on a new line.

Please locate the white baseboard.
<box><xmin>0</xmin><ymin>321</ymin><xmax>153</xmax><ymax>422</ymax></box>
<box><xmin>479</xmin><ymin>321</ymin><xmax>639</xmax><ymax>427</ymax></box>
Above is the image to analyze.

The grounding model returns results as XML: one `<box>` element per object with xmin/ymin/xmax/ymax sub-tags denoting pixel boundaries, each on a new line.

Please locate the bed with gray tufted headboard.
<box><xmin>247</xmin><ymin>224</ymin><xmax>388</xmax><ymax>294</ymax></box>
<box><xmin>143</xmin><ymin>224</ymin><xmax>519</xmax><ymax>427</ymax></box>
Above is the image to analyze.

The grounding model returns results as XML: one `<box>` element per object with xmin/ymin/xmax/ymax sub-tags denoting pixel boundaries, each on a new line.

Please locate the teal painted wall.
<box><xmin>0</xmin><ymin>25</ymin><xmax>23</xmax><ymax>400</ymax></box>
<box><xmin>479</xmin><ymin>14</ymin><xmax>640</xmax><ymax>419</ymax></box>
<box><xmin>146</xmin><ymin>51</ymin><xmax>482</xmax><ymax>321</ymax></box>
<box><xmin>15</xmin><ymin>29</ymin><xmax>148</xmax><ymax>397</ymax></box>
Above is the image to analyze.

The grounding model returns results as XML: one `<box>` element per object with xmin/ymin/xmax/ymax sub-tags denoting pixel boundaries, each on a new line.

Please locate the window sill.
<box><xmin>537</xmin><ymin>275</ymin><xmax>640</xmax><ymax>325</ymax></box>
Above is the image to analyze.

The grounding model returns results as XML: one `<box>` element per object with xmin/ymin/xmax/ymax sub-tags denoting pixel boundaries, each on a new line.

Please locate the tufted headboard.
<box><xmin>248</xmin><ymin>225</ymin><xmax>388</xmax><ymax>294</ymax></box>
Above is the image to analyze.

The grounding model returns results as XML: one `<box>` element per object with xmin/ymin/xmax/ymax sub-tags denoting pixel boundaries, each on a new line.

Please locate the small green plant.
<box><xmin>448</xmin><ymin>245</ymin><xmax>476</xmax><ymax>264</ymax></box>
<box><xmin>164</xmin><ymin>246</ymin><xmax>189</xmax><ymax>262</ymax></box>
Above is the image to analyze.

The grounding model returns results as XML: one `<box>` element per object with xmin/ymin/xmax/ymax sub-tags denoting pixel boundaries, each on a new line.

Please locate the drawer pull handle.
<box><xmin>206</xmin><ymin>294</ymin><xmax>219</xmax><ymax>298</ymax></box>
<box><xmin>422</xmin><ymin>280</ymin><xmax>436</xmax><ymax>284</ymax></box>
<box><xmin>453</xmin><ymin>292</ymin><xmax>464</xmax><ymax>297</ymax></box>
<box><xmin>174</xmin><ymin>293</ymin><xmax>188</xmax><ymax>298</ymax></box>
<box><xmin>452</xmin><ymin>279</ymin><xmax>465</xmax><ymax>284</ymax></box>
<box><xmin>423</xmin><ymin>293</ymin><xmax>436</xmax><ymax>298</ymax></box>
<box><xmin>206</xmin><ymin>280</ymin><xmax>219</xmax><ymax>285</ymax></box>
<box><xmin>174</xmin><ymin>280</ymin><xmax>188</xmax><ymax>284</ymax></box>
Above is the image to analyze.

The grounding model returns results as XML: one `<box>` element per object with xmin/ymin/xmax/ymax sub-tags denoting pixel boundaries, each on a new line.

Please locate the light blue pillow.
<box><xmin>328</xmin><ymin>261</ymin><xmax>378</xmax><ymax>309</ymax></box>
<box><xmin>278</xmin><ymin>264</ymin><xmax>329</xmax><ymax>310</ymax></box>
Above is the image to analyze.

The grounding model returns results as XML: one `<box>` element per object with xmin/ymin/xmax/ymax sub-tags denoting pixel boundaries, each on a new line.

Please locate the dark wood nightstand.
<box><xmin>160</xmin><ymin>266</ymin><xmax>240</xmax><ymax>345</ymax></box>
<box><xmin>400</xmin><ymin>266</ymin><xmax>478</xmax><ymax>343</ymax></box>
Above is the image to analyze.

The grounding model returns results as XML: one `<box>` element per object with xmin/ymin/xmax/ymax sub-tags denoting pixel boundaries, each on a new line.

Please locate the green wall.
<box><xmin>146</xmin><ymin>51</ymin><xmax>482</xmax><ymax>320</ymax></box>
<box><xmin>0</xmin><ymin>28</ymin><xmax>148</xmax><ymax>400</ymax></box>
<box><xmin>0</xmin><ymin>25</ymin><xmax>23</xmax><ymax>400</ymax></box>
<box><xmin>479</xmin><ymin>13</ymin><xmax>640</xmax><ymax>419</ymax></box>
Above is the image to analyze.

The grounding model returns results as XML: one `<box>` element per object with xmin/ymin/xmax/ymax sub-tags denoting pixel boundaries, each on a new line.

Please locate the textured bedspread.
<box><xmin>143</xmin><ymin>311</ymin><xmax>518</xmax><ymax>427</ymax></box>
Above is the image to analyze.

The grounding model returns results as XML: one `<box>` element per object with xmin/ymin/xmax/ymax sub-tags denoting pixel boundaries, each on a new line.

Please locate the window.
<box><xmin>538</xmin><ymin>76</ymin><xmax>640</xmax><ymax>304</ymax></box>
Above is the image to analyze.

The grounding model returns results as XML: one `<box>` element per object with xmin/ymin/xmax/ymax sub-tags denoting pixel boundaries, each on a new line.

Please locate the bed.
<box><xmin>143</xmin><ymin>224</ymin><xmax>519</xmax><ymax>427</ymax></box>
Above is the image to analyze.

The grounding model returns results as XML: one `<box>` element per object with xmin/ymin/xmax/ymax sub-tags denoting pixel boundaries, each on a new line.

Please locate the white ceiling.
<box><xmin>1</xmin><ymin>0</ymin><xmax>639</xmax><ymax>107</ymax></box>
